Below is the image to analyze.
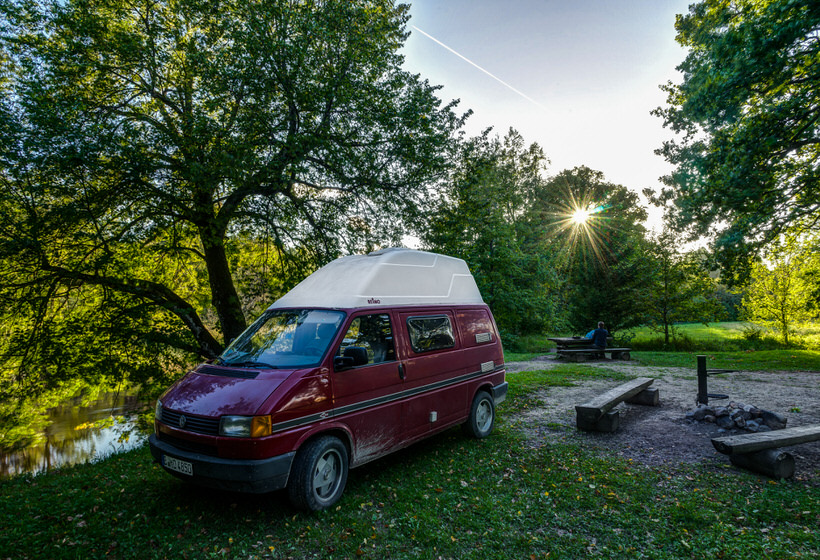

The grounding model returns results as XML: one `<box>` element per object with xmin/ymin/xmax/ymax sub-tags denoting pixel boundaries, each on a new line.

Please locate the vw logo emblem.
<box><xmin>178</xmin><ymin>415</ymin><xmax>187</xmax><ymax>428</ymax></box>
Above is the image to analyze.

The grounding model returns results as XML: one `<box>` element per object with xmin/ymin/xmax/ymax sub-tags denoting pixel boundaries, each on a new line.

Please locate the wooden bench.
<box><xmin>575</xmin><ymin>377</ymin><xmax>658</xmax><ymax>432</ymax></box>
<box><xmin>558</xmin><ymin>347</ymin><xmax>632</xmax><ymax>362</ymax></box>
<box><xmin>711</xmin><ymin>424</ymin><xmax>820</xmax><ymax>479</ymax></box>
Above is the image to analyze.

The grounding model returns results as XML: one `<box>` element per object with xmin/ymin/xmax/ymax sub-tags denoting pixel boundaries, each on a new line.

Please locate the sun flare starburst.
<box><xmin>545</xmin><ymin>199</ymin><xmax>613</xmax><ymax>268</ymax></box>
<box><xmin>571</xmin><ymin>208</ymin><xmax>591</xmax><ymax>225</ymax></box>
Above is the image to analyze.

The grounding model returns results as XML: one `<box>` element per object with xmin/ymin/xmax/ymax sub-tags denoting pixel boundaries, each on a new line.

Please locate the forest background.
<box><xmin>0</xmin><ymin>0</ymin><xmax>819</xmax><ymax>453</ymax></box>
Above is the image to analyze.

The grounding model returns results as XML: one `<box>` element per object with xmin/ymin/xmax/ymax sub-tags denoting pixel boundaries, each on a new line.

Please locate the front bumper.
<box><xmin>149</xmin><ymin>434</ymin><xmax>295</xmax><ymax>494</ymax></box>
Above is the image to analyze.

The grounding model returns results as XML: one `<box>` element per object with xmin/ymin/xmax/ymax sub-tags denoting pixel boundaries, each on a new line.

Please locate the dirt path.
<box><xmin>507</xmin><ymin>355</ymin><xmax>820</xmax><ymax>481</ymax></box>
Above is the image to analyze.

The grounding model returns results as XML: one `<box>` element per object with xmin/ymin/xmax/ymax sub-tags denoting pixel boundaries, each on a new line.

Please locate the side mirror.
<box><xmin>334</xmin><ymin>356</ymin><xmax>355</xmax><ymax>370</ymax></box>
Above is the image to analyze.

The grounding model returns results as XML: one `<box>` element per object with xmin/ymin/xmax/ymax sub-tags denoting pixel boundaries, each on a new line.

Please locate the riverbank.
<box><xmin>0</xmin><ymin>391</ymin><xmax>148</xmax><ymax>478</ymax></box>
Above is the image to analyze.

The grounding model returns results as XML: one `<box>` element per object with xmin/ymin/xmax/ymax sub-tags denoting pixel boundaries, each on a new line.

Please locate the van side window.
<box><xmin>407</xmin><ymin>315</ymin><xmax>455</xmax><ymax>353</ymax></box>
<box><xmin>338</xmin><ymin>314</ymin><xmax>395</xmax><ymax>365</ymax></box>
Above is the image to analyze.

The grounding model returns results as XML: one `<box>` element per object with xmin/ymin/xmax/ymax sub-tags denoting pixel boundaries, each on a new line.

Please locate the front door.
<box><xmin>332</xmin><ymin>312</ymin><xmax>404</xmax><ymax>464</ymax></box>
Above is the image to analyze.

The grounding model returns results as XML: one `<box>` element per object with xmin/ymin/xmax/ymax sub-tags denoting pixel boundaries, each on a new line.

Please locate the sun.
<box><xmin>571</xmin><ymin>208</ymin><xmax>591</xmax><ymax>225</ymax></box>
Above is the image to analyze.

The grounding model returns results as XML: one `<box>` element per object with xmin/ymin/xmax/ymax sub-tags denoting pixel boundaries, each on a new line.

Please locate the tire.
<box><xmin>462</xmin><ymin>390</ymin><xmax>495</xmax><ymax>438</ymax></box>
<box><xmin>287</xmin><ymin>435</ymin><xmax>349</xmax><ymax>512</ymax></box>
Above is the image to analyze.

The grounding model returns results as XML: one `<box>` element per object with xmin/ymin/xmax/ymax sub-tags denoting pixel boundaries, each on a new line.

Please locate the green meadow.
<box><xmin>508</xmin><ymin>322</ymin><xmax>820</xmax><ymax>370</ymax></box>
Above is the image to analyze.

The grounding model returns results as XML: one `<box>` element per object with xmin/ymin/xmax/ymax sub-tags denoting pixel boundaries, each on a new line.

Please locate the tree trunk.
<box><xmin>200</xmin><ymin>230</ymin><xmax>247</xmax><ymax>346</ymax></box>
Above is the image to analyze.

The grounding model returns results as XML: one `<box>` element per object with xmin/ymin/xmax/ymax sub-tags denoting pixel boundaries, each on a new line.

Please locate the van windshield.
<box><xmin>218</xmin><ymin>309</ymin><xmax>345</xmax><ymax>369</ymax></box>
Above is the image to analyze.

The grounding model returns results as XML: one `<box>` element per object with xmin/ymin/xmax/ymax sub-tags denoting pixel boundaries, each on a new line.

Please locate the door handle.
<box><xmin>398</xmin><ymin>363</ymin><xmax>406</xmax><ymax>380</ymax></box>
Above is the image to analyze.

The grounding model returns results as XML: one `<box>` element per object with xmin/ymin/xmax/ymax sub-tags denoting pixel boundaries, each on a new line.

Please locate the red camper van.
<box><xmin>149</xmin><ymin>248</ymin><xmax>507</xmax><ymax>511</ymax></box>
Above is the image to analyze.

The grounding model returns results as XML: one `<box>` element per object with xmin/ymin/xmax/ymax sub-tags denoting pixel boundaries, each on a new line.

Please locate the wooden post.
<box><xmin>697</xmin><ymin>355</ymin><xmax>708</xmax><ymax>405</ymax></box>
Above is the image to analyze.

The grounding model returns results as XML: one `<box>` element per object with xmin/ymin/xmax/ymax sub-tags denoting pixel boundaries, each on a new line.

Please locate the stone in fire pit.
<box><xmin>686</xmin><ymin>401</ymin><xmax>788</xmax><ymax>433</ymax></box>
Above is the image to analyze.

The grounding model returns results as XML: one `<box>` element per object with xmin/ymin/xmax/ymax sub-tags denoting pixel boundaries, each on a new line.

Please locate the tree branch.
<box><xmin>40</xmin><ymin>262</ymin><xmax>222</xmax><ymax>358</ymax></box>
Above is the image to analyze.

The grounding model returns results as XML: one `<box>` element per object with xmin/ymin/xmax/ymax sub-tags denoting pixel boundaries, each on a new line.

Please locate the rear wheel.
<box><xmin>288</xmin><ymin>436</ymin><xmax>349</xmax><ymax>512</ymax></box>
<box><xmin>462</xmin><ymin>390</ymin><xmax>495</xmax><ymax>438</ymax></box>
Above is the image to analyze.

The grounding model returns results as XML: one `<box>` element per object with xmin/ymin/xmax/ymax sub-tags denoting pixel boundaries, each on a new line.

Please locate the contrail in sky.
<box><xmin>412</xmin><ymin>25</ymin><xmax>548</xmax><ymax>111</ymax></box>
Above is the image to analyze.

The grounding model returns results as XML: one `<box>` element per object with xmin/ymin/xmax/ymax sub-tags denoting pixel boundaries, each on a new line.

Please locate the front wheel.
<box><xmin>288</xmin><ymin>436</ymin><xmax>349</xmax><ymax>512</ymax></box>
<box><xmin>462</xmin><ymin>390</ymin><xmax>495</xmax><ymax>438</ymax></box>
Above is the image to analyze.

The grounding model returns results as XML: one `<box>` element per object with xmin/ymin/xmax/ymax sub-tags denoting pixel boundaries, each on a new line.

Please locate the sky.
<box><xmin>400</xmin><ymin>0</ymin><xmax>694</xmax><ymax>231</ymax></box>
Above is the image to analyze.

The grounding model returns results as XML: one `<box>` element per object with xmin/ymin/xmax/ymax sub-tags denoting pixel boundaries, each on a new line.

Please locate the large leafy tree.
<box><xmin>541</xmin><ymin>167</ymin><xmax>650</xmax><ymax>335</ymax></box>
<box><xmin>0</xmin><ymin>0</ymin><xmax>461</xmax><ymax>385</ymax></box>
<box><xmin>422</xmin><ymin>129</ymin><xmax>563</xmax><ymax>343</ymax></box>
<box><xmin>654</xmin><ymin>0</ymin><xmax>820</xmax><ymax>270</ymax></box>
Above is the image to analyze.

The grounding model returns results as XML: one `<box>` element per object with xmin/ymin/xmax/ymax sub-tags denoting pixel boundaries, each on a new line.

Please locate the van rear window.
<box><xmin>407</xmin><ymin>315</ymin><xmax>455</xmax><ymax>353</ymax></box>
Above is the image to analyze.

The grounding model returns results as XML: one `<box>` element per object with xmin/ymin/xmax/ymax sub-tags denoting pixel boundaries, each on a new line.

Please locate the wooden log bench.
<box><xmin>557</xmin><ymin>347</ymin><xmax>632</xmax><ymax>362</ymax></box>
<box><xmin>711</xmin><ymin>424</ymin><xmax>820</xmax><ymax>479</ymax></box>
<box><xmin>575</xmin><ymin>377</ymin><xmax>658</xmax><ymax>432</ymax></box>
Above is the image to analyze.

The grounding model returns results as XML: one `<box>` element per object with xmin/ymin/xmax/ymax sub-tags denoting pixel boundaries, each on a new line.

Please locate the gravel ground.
<box><xmin>506</xmin><ymin>355</ymin><xmax>820</xmax><ymax>481</ymax></box>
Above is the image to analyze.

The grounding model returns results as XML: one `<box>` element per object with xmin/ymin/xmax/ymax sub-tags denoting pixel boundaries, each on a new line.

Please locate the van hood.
<box><xmin>160</xmin><ymin>365</ymin><xmax>290</xmax><ymax>417</ymax></box>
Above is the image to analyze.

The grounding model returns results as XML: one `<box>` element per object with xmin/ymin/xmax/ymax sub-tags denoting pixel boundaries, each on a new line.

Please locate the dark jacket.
<box><xmin>591</xmin><ymin>328</ymin><xmax>609</xmax><ymax>348</ymax></box>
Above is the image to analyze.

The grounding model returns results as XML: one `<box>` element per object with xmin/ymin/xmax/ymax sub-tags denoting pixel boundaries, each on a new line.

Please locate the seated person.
<box><xmin>591</xmin><ymin>322</ymin><xmax>609</xmax><ymax>355</ymax></box>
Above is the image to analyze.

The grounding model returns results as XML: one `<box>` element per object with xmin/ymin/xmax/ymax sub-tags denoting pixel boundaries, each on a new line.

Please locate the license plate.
<box><xmin>163</xmin><ymin>455</ymin><xmax>193</xmax><ymax>476</ymax></box>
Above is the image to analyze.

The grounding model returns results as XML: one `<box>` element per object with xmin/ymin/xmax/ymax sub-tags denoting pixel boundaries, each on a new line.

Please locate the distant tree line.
<box><xmin>420</xmin><ymin>128</ymin><xmax>728</xmax><ymax>347</ymax></box>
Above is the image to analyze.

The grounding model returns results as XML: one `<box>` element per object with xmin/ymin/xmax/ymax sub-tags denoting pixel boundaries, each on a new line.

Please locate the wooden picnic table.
<box><xmin>547</xmin><ymin>336</ymin><xmax>614</xmax><ymax>349</ymax></box>
<box><xmin>547</xmin><ymin>336</ymin><xmax>628</xmax><ymax>362</ymax></box>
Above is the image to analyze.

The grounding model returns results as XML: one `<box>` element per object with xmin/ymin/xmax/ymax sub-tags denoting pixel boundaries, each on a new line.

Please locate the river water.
<box><xmin>0</xmin><ymin>392</ymin><xmax>150</xmax><ymax>478</ymax></box>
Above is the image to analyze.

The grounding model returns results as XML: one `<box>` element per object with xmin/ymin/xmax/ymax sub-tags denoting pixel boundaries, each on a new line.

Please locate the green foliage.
<box><xmin>0</xmin><ymin>0</ymin><xmax>462</xmax><ymax>396</ymax></box>
<box><xmin>642</xmin><ymin>231</ymin><xmax>725</xmax><ymax>345</ymax></box>
<box><xmin>741</xmin><ymin>235</ymin><xmax>819</xmax><ymax>345</ymax></box>
<box><xmin>654</xmin><ymin>0</ymin><xmax>820</xmax><ymax>271</ymax></box>
<box><xmin>715</xmin><ymin>283</ymin><xmax>743</xmax><ymax>321</ymax></box>
<box><xmin>421</xmin><ymin>129</ymin><xmax>564</xmax><ymax>341</ymax></box>
<box><xmin>545</xmin><ymin>167</ymin><xmax>650</xmax><ymax>334</ymax></box>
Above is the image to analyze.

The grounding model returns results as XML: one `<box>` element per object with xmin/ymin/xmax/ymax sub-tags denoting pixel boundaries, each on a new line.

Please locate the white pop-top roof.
<box><xmin>270</xmin><ymin>248</ymin><xmax>484</xmax><ymax>309</ymax></box>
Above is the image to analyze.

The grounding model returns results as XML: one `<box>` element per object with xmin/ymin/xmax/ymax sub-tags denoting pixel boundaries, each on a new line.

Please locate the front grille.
<box><xmin>161</xmin><ymin>407</ymin><xmax>220</xmax><ymax>435</ymax></box>
<box><xmin>158</xmin><ymin>432</ymin><xmax>218</xmax><ymax>456</ymax></box>
<box><xmin>197</xmin><ymin>364</ymin><xmax>258</xmax><ymax>379</ymax></box>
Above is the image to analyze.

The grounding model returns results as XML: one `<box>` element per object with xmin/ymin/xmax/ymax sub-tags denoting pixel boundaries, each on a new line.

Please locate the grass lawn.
<box><xmin>510</xmin><ymin>322</ymin><xmax>820</xmax><ymax>371</ymax></box>
<box><xmin>628</xmin><ymin>321</ymin><xmax>820</xmax><ymax>352</ymax></box>
<box><xmin>2</xmin><ymin>366</ymin><xmax>818</xmax><ymax>559</ymax></box>
<box><xmin>631</xmin><ymin>349</ymin><xmax>820</xmax><ymax>371</ymax></box>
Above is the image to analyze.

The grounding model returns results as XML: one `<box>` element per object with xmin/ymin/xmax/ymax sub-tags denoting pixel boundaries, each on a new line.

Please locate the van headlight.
<box><xmin>155</xmin><ymin>400</ymin><xmax>163</xmax><ymax>422</ymax></box>
<box><xmin>219</xmin><ymin>415</ymin><xmax>272</xmax><ymax>438</ymax></box>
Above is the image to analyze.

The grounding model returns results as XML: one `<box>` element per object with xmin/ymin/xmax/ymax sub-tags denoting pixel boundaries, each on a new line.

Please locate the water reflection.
<box><xmin>0</xmin><ymin>392</ymin><xmax>149</xmax><ymax>478</ymax></box>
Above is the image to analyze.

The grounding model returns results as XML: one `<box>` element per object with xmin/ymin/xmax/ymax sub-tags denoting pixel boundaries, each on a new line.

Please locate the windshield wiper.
<box><xmin>222</xmin><ymin>360</ymin><xmax>279</xmax><ymax>369</ymax></box>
